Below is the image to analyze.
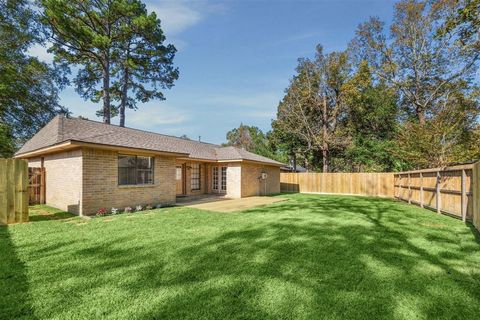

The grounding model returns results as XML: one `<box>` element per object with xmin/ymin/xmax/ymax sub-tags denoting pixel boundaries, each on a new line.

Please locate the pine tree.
<box><xmin>40</xmin><ymin>0</ymin><xmax>178</xmax><ymax>125</ymax></box>
<box><xmin>111</xmin><ymin>1</ymin><xmax>178</xmax><ymax>127</ymax></box>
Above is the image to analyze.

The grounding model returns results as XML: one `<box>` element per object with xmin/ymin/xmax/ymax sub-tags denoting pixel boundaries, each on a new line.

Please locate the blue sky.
<box><xmin>31</xmin><ymin>0</ymin><xmax>396</xmax><ymax>144</ymax></box>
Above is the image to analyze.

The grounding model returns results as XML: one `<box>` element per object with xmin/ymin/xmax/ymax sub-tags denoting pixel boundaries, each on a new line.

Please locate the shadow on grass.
<box><xmin>28</xmin><ymin>205</ymin><xmax>75</xmax><ymax>222</ymax></box>
<box><xmin>138</xmin><ymin>196</ymin><xmax>480</xmax><ymax>319</ymax></box>
<box><xmin>0</xmin><ymin>226</ymin><xmax>36</xmax><ymax>319</ymax></box>
<box><xmin>468</xmin><ymin>222</ymin><xmax>480</xmax><ymax>243</ymax></box>
<box><xmin>7</xmin><ymin>195</ymin><xmax>480</xmax><ymax>319</ymax></box>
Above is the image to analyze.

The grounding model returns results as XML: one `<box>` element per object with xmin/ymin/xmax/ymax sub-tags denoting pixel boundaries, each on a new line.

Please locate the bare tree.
<box><xmin>349</xmin><ymin>0</ymin><xmax>479</xmax><ymax>124</ymax></box>
<box><xmin>273</xmin><ymin>46</ymin><xmax>349</xmax><ymax>172</ymax></box>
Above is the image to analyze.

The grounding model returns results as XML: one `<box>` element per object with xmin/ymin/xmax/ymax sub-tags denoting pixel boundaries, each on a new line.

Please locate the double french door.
<box><xmin>212</xmin><ymin>166</ymin><xmax>227</xmax><ymax>193</ymax></box>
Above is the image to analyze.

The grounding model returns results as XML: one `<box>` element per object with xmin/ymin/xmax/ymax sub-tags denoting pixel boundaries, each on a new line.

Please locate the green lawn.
<box><xmin>1</xmin><ymin>194</ymin><xmax>480</xmax><ymax>320</ymax></box>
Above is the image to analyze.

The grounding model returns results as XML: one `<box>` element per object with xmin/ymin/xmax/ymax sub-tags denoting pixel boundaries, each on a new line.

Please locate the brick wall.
<box><xmin>28</xmin><ymin>158</ymin><xmax>42</xmax><ymax>167</ymax></box>
<box><xmin>241</xmin><ymin>163</ymin><xmax>280</xmax><ymax>197</ymax></box>
<box><xmin>27</xmin><ymin>150</ymin><xmax>83</xmax><ymax>214</ymax></box>
<box><xmin>82</xmin><ymin>148</ymin><xmax>176</xmax><ymax>215</ymax></box>
<box><xmin>27</xmin><ymin>149</ymin><xmax>281</xmax><ymax>215</ymax></box>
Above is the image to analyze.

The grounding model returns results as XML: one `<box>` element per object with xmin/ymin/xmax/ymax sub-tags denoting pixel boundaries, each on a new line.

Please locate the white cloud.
<box><xmin>126</xmin><ymin>103</ymin><xmax>190</xmax><ymax>128</ymax></box>
<box><xmin>202</xmin><ymin>91</ymin><xmax>280</xmax><ymax>110</ymax></box>
<box><xmin>28</xmin><ymin>43</ymin><xmax>54</xmax><ymax>63</ymax></box>
<box><xmin>146</xmin><ymin>1</ymin><xmax>203</xmax><ymax>36</ymax></box>
<box><xmin>146</xmin><ymin>0</ymin><xmax>227</xmax><ymax>48</ymax></box>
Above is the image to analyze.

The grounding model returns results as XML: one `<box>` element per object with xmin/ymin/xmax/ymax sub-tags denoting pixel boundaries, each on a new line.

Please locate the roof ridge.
<box><xmin>69</xmin><ymin>116</ymin><xmax>221</xmax><ymax>147</ymax></box>
<box><xmin>16</xmin><ymin>115</ymin><xmax>284</xmax><ymax>166</ymax></box>
<box><xmin>214</xmin><ymin>145</ymin><xmax>240</xmax><ymax>159</ymax></box>
<box><xmin>58</xmin><ymin>115</ymin><xmax>65</xmax><ymax>143</ymax></box>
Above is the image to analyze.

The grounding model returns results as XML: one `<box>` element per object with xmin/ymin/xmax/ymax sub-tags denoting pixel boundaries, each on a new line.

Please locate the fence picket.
<box><xmin>280</xmin><ymin>172</ymin><xmax>394</xmax><ymax>197</ymax></box>
<box><xmin>0</xmin><ymin>158</ymin><xmax>29</xmax><ymax>224</ymax></box>
<box><xmin>21</xmin><ymin>161</ymin><xmax>29</xmax><ymax>222</ymax></box>
<box><xmin>6</xmin><ymin>159</ymin><xmax>15</xmax><ymax>224</ymax></box>
<box><xmin>0</xmin><ymin>159</ymin><xmax>7</xmax><ymax>224</ymax></box>
<box><xmin>14</xmin><ymin>160</ymin><xmax>22</xmax><ymax>223</ymax></box>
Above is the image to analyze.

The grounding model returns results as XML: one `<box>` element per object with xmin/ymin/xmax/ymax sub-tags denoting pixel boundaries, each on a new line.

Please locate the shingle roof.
<box><xmin>16</xmin><ymin>116</ymin><xmax>283</xmax><ymax>166</ymax></box>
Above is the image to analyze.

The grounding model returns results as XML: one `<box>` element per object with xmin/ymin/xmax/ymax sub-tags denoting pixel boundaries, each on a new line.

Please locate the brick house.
<box><xmin>15</xmin><ymin>116</ymin><xmax>282</xmax><ymax>215</ymax></box>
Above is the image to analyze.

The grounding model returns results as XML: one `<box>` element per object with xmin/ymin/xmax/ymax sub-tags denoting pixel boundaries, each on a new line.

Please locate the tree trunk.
<box><xmin>119</xmin><ymin>66</ymin><xmax>129</xmax><ymax>127</ymax></box>
<box><xmin>322</xmin><ymin>95</ymin><xmax>329</xmax><ymax>173</ymax></box>
<box><xmin>292</xmin><ymin>153</ymin><xmax>297</xmax><ymax>172</ymax></box>
<box><xmin>415</xmin><ymin>103</ymin><xmax>426</xmax><ymax>125</ymax></box>
<box><xmin>322</xmin><ymin>148</ymin><xmax>328</xmax><ymax>173</ymax></box>
<box><xmin>102</xmin><ymin>59</ymin><xmax>111</xmax><ymax>124</ymax></box>
<box><xmin>418</xmin><ymin>111</ymin><xmax>425</xmax><ymax>126</ymax></box>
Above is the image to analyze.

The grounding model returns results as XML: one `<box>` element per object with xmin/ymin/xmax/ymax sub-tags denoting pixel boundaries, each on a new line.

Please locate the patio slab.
<box><xmin>180</xmin><ymin>196</ymin><xmax>287</xmax><ymax>213</ymax></box>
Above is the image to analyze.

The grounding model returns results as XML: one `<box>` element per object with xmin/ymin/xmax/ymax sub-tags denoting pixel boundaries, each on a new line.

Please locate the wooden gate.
<box><xmin>28</xmin><ymin>167</ymin><xmax>45</xmax><ymax>205</ymax></box>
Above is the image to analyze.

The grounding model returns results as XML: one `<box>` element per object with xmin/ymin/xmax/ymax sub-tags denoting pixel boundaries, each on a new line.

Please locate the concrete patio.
<box><xmin>177</xmin><ymin>195</ymin><xmax>287</xmax><ymax>213</ymax></box>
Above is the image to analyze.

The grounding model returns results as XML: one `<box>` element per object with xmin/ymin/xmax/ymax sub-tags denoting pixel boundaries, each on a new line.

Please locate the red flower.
<box><xmin>96</xmin><ymin>208</ymin><xmax>108</xmax><ymax>216</ymax></box>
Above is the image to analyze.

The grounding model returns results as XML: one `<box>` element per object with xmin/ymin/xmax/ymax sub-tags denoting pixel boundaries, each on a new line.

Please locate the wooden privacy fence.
<box><xmin>394</xmin><ymin>164</ymin><xmax>473</xmax><ymax>222</ymax></box>
<box><xmin>472</xmin><ymin>162</ymin><xmax>480</xmax><ymax>231</ymax></box>
<box><xmin>281</xmin><ymin>168</ymin><xmax>479</xmax><ymax>232</ymax></box>
<box><xmin>0</xmin><ymin>159</ymin><xmax>29</xmax><ymax>224</ymax></box>
<box><xmin>280</xmin><ymin>172</ymin><xmax>394</xmax><ymax>197</ymax></box>
<box><xmin>29</xmin><ymin>167</ymin><xmax>45</xmax><ymax>205</ymax></box>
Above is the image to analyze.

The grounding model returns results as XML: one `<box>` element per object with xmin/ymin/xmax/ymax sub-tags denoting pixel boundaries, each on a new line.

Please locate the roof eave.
<box><xmin>14</xmin><ymin>141</ymin><xmax>75</xmax><ymax>158</ymax></box>
<box><xmin>14</xmin><ymin>140</ymin><xmax>190</xmax><ymax>158</ymax></box>
<box><xmin>175</xmin><ymin>157</ymin><xmax>284</xmax><ymax>166</ymax></box>
<box><xmin>217</xmin><ymin>158</ymin><xmax>284</xmax><ymax>167</ymax></box>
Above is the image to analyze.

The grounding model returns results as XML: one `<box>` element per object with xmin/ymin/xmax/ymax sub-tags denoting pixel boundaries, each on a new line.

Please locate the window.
<box><xmin>118</xmin><ymin>155</ymin><xmax>154</xmax><ymax>185</ymax></box>
<box><xmin>191</xmin><ymin>163</ymin><xmax>201</xmax><ymax>190</ymax></box>
<box><xmin>176</xmin><ymin>167</ymin><xmax>182</xmax><ymax>181</ymax></box>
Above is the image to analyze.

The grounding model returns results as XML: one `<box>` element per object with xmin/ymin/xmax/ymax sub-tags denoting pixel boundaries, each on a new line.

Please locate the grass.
<box><xmin>1</xmin><ymin>194</ymin><xmax>480</xmax><ymax>320</ymax></box>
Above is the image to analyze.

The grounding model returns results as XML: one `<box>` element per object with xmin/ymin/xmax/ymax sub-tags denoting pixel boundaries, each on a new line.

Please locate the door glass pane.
<box><xmin>213</xmin><ymin>167</ymin><xmax>218</xmax><ymax>190</ymax></box>
<box><xmin>221</xmin><ymin>167</ymin><xmax>227</xmax><ymax>191</ymax></box>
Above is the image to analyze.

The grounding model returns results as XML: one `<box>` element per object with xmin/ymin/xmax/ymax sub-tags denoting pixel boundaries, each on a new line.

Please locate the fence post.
<box><xmin>419</xmin><ymin>172</ymin><xmax>424</xmax><ymax>208</ymax></box>
<box><xmin>461</xmin><ymin>169</ymin><xmax>467</xmax><ymax>222</ymax></box>
<box><xmin>407</xmin><ymin>173</ymin><xmax>411</xmax><ymax>204</ymax></box>
<box><xmin>21</xmin><ymin>161</ymin><xmax>29</xmax><ymax>222</ymax></box>
<box><xmin>40</xmin><ymin>167</ymin><xmax>47</xmax><ymax>204</ymax></box>
<box><xmin>398</xmin><ymin>174</ymin><xmax>402</xmax><ymax>198</ymax></box>
<box><xmin>0</xmin><ymin>159</ymin><xmax>6</xmax><ymax>225</ymax></box>
<box><xmin>436</xmin><ymin>171</ymin><xmax>441</xmax><ymax>214</ymax></box>
<box><xmin>14</xmin><ymin>160</ymin><xmax>22</xmax><ymax>223</ymax></box>
<box><xmin>473</xmin><ymin>162</ymin><xmax>480</xmax><ymax>231</ymax></box>
<box><xmin>6</xmin><ymin>159</ymin><xmax>15</xmax><ymax>224</ymax></box>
